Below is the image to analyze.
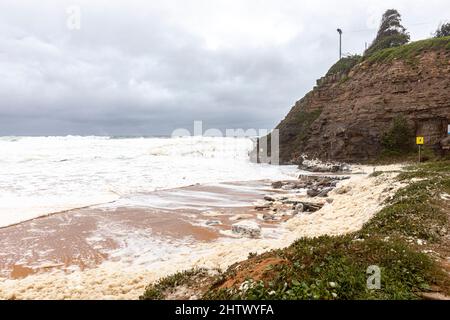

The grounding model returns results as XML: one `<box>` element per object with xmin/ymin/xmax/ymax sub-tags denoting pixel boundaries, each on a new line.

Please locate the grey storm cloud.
<box><xmin>0</xmin><ymin>0</ymin><xmax>449</xmax><ymax>135</ymax></box>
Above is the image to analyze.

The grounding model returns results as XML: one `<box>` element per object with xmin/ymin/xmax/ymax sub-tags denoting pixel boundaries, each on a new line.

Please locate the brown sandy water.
<box><xmin>0</xmin><ymin>167</ymin><xmax>404</xmax><ymax>300</ymax></box>
<box><xmin>0</xmin><ymin>180</ymin><xmax>286</xmax><ymax>280</ymax></box>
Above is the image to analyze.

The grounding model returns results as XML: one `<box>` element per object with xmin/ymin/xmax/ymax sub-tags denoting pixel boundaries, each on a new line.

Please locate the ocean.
<box><xmin>0</xmin><ymin>136</ymin><xmax>298</xmax><ymax>228</ymax></box>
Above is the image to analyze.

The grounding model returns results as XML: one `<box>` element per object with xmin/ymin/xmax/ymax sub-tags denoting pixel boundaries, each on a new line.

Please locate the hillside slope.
<box><xmin>276</xmin><ymin>37</ymin><xmax>450</xmax><ymax>163</ymax></box>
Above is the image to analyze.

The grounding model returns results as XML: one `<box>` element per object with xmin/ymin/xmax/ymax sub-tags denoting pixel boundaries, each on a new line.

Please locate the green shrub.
<box><xmin>365</xmin><ymin>9</ymin><xmax>410</xmax><ymax>56</ymax></box>
<box><xmin>140</xmin><ymin>268</ymin><xmax>209</xmax><ymax>300</ymax></box>
<box><xmin>381</xmin><ymin>116</ymin><xmax>414</xmax><ymax>154</ymax></box>
<box><xmin>435</xmin><ymin>22</ymin><xmax>450</xmax><ymax>38</ymax></box>
<box><xmin>326</xmin><ymin>55</ymin><xmax>362</xmax><ymax>77</ymax></box>
<box><xmin>365</xmin><ymin>34</ymin><xmax>410</xmax><ymax>56</ymax></box>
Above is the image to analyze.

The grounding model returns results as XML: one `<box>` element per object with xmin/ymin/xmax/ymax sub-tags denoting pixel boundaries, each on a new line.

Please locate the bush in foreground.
<box><xmin>381</xmin><ymin>116</ymin><xmax>415</xmax><ymax>156</ymax></box>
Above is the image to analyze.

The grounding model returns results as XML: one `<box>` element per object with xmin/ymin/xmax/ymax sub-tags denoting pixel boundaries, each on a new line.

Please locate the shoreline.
<box><xmin>0</xmin><ymin>164</ymin><xmax>403</xmax><ymax>300</ymax></box>
<box><xmin>0</xmin><ymin>180</ymin><xmax>293</xmax><ymax>281</ymax></box>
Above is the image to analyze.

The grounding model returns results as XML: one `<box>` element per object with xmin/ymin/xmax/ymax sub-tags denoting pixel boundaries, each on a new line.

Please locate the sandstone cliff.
<box><xmin>276</xmin><ymin>37</ymin><xmax>450</xmax><ymax>163</ymax></box>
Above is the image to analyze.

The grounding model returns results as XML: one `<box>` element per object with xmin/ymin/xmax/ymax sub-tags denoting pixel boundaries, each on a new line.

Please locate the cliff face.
<box><xmin>276</xmin><ymin>39</ymin><xmax>450</xmax><ymax>163</ymax></box>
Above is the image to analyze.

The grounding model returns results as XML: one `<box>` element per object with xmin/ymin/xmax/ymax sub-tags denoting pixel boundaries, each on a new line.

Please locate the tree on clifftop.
<box><xmin>365</xmin><ymin>9</ymin><xmax>410</xmax><ymax>55</ymax></box>
<box><xmin>435</xmin><ymin>22</ymin><xmax>450</xmax><ymax>37</ymax></box>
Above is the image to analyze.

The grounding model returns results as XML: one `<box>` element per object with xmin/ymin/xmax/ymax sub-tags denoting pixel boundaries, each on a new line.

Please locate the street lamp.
<box><xmin>337</xmin><ymin>28</ymin><xmax>342</xmax><ymax>59</ymax></box>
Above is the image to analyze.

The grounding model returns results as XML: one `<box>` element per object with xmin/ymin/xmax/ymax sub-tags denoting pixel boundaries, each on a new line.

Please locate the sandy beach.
<box><xmin>0</xmin><ymin>164</ymin><xmax>402</xmax><ymax>300</ymax></box>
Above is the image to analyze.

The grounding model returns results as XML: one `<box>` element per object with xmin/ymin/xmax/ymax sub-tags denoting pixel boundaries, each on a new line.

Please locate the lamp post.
<box><xmin>337</xmin><ymin>28</ymin><xmax>342</xmax><ymax>59</ymax></box>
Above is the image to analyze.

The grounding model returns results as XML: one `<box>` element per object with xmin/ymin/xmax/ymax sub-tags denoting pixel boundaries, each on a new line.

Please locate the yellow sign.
<box><xmin>416</xmin><ymin>137</ymin><xmax>424</xmax><ymax>145</ymax></box>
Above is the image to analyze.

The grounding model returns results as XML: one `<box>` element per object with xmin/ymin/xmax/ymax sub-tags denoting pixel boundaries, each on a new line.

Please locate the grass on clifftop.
<box><xmin>324</xmin><ymin>37</ymin><xmax>449</xmax><ymax>80</ymax></box>
<box><xmin>363</xmin><ymin>36</ymin><xmax>450</xmax><ymax>65</ymax></box>
<box><xmin>141</xmin><ymin>161</ymin><xmax>450</xmax><ymax>300</ymax></box>
<box><xmin>326</xmin><ymin>55</ymin><xmax>362</xmax><ymax>76</ymax></box>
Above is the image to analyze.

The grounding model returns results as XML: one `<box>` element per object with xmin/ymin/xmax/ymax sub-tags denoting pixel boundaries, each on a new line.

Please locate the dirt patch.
<box><xmin>219</xmin><ymin>256</ymin><xmax>288</xmax><ymax>289</ymax></box>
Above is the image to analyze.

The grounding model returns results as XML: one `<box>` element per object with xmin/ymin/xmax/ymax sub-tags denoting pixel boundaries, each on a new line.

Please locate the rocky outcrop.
<box><xmin>271</xmin><ymin>175</ymin><xmax>350</xmax><ymax>197</ymax></box>
<box><xmin>276</xmin><ymin>40</ymin><xmax>450</xmax><ymax>163</ymax></box>
<box><xmin>231</xmin><ymin>220</ymin><xmax>261</xmax><ymax>238</ymax></box>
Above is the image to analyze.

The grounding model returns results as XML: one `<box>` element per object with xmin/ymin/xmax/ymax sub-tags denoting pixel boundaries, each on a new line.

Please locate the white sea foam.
<box><xmin>0</xmin><ymin>136</ymin><xmax>297</xmax><ymax>228</ymax></box>
<box><xmin>0</xmin><ymin>169</ymin><xmax>403</xmax><ymax>300</ymax></box>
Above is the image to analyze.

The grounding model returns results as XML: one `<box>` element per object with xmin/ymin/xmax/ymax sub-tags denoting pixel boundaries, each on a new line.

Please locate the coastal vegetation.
<box><xmin>326</xmin><ymin>55</ymin><xmax>361</xmax><ymax>76</ymax></box>
<box><xmin>373</xmin><ymin>114</ymin><xmax>444</xmax><ymax>163</ymax></box>
<box><xmin>327</xmin><ymin>35</ymin><xmax>450</xmax><ymax>75</ymax></box>
<box><xmin>141</xmin><ymin>160</ymin><xmax>450</xmax><ymax>300</ymax></box>
<box><xmin>363</xmin><ymin>36</ymin><xmax>450</xmax><ymax>65</ymax></box>
<box><xmin>380</xmin><ymin>116</ymin><xmax>415</xmax><ymax>157</ymax></box>
<box><xmin>435</xmin><ymin>22</ymin><xmax>450</xmax><ymax>37</ymax></box>
<box><xmin>364</xmin><ymin>9</ymin><xmax>410</xmax><ymax>56</ymax></box>
<box><xmin>325</xmin><ymin>10</ymin><xmax>449</xmax><ymax>74</ymax></box>
<box><xmin>140</xmin><ymin>269</ymin><xmax>212</xmax><ymax>300</ymax></box>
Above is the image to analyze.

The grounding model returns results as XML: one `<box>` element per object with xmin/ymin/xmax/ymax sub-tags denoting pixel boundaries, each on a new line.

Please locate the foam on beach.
<box><xmin>0</xmin><ymin>165</ymin><xmax>403</xmax><ymax>300</ymax></box>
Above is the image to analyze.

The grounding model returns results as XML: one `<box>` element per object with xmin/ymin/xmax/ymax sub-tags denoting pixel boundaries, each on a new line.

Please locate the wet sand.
<box><xmin>0</xmin><ymin>180</ymin><xmax>286</xmax><ymax>280</ymax></box>
<box><xmin>0</xmin><ymin>166</ymin><xmax>403</xmax><ymax>299</ymax></box>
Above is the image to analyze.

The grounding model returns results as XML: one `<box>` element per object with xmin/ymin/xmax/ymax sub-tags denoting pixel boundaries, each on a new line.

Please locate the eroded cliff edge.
<box><xmin>276</xmin><ymin>37</ymin><xmax>450</xmax><ymax>164</ymax></box>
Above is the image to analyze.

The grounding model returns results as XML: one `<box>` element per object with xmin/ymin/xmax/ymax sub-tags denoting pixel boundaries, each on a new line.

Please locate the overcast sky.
<box><xmin>0</xmin><ymin>0</ymin><xmax>448</xmax><ymax>136</ymax></box>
